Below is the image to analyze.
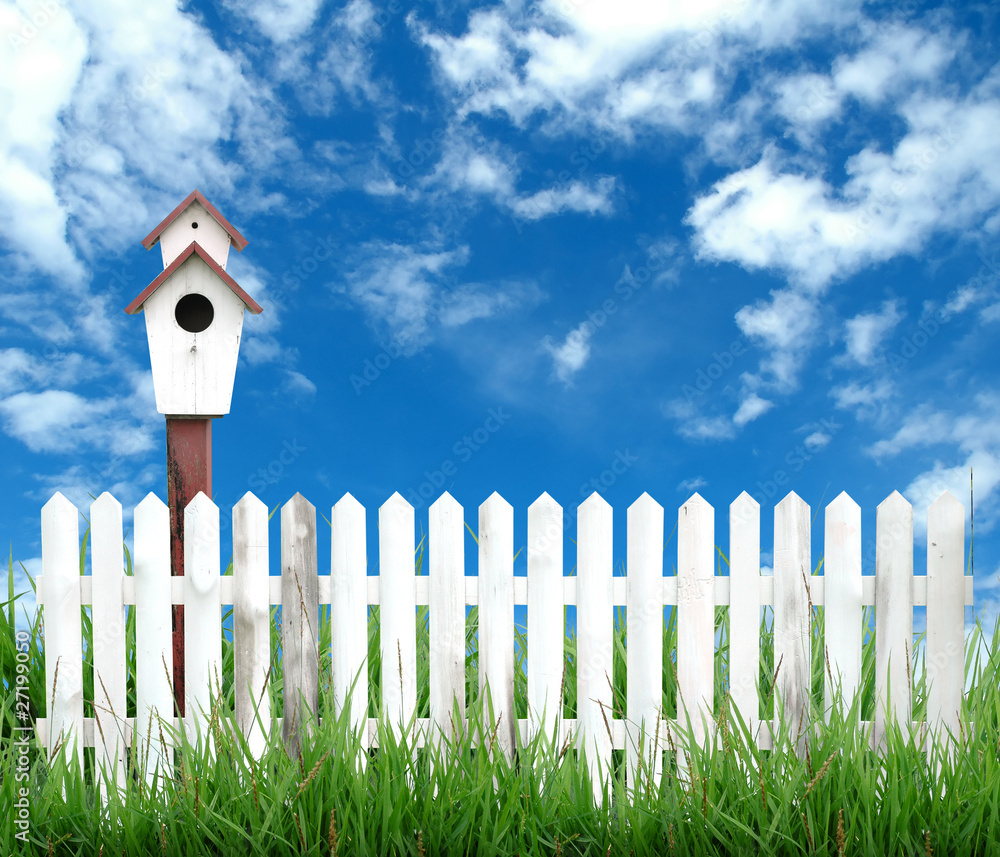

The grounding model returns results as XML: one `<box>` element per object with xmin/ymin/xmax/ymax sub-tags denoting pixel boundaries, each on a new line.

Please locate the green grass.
<box><xmin>3</xmin><ymin>543</ymin><xmax>1000</xmax><ymax>856</ymax></box>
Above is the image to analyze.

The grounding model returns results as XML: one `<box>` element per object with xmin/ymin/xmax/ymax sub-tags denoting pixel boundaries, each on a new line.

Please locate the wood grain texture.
<box><xmin>527</xmin><ymin>492</ymin><xmax>564</xmax><ymax>742</ymax></box>
<box><xmin>577</xmin><ymin>493</ymin><xmax>614</xmax><ymax>800</ymax></box>
<box><xmin>774</xmin><ymin>492</ymin><xmax>810</xmax><ymax>757</ymax></box>
<box><xmin>184</xmin><ymin>492</ymin><xmax>222</xmax><ymax>756</ymax></box>
<box><xmin>479</xmin><ymin>492</ymin><xmax>515</xmax><ymax>759</ymax></box>
<box><xmin>134</xmin><ymin>493</ymin><xmax>174</xmax><ymax>785</ymax></box>
<box><xmin>824</xmin><ymin>492</ymin><xmax>862</xmax><ymax>718</ymax></box>
<box><xmin>90</xmin><ymin>492</ymin><xmax>127</xmax><ymax>797</ymax></box>
<box><xmin>874</xmin><ymin>491</ymin><xmax>913</xmax><ymax>751</ymax></box>
<box><xmin>281</xmin><ymin>493</ymin><xmax>319</xmax><ymax>759</ymax></box>
<box><xmin>626</xmin><ymin>492</ymin><xmax>664</xmax><ymax>790</ymax></box>
<box><xmin>233</xmin><ymin>492</ymin><xmax>270</xmax><ymax>760</ymax></box>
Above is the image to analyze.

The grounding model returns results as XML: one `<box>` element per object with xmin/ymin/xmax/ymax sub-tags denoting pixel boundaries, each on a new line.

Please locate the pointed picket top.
<box><xmin>629</xmin><ymin>491</ymin><xmax>663</xmax><ymax>516</ymax></box>
<box><xmin>235</xmin><ymin>490</ymin><xmax>267</xmax><ymax>517</ymax></box>
<box><xmin>91</xmin><ymin>490</ymin><xmax>123</xmax><ymax>519</ymax></box>
<box><xmin>42</xmin><ymin>491</ymin><xmax>78</xmax><ymax>519</ymax></box>
<box><xmin>579</xmin><ymin>491</ymin><xmax>612</xmax><ymax>515</ymax></box>
<box><xmin>529</xmin><ymin>491</ymin><xmax>562</xmax><ymax>514</ymax></box>
<box><xmin>381</xmin><ymin>491</ymin><xmax>413</xmax><ymax>515</ymax></box>
<box><xmin>481</xmin><ymin>490</ymin><xmax>513</xmax><ymax>514</ymax></box>
<box><xmin>185</xmin><ymin>492</ymin><xmax>219</xmax><ymax>591</ymax></box>
<box><xmin>776</xmin><ymin>490</ymin><xmax>808</xmax><ymax>514</ymax></box>
<box><xmin>136</xmin><ymin>491</ymin><xmax>167</xmax><ymax>516</ymax></box>
<box><xmin>827</xmin><ymin>490</ymin><xmax>859</xmax><ymax>516</ymax></box>
<box><xmin>430</xmin><ymin>490</ymin><xmax>462</xmax><ymax>516</ymax></box>
<box><xmin>283</xmin><ymin>491</ymin><xmax>316</xmax><ymax>522</ymax></box>
<box><xmin>681</xmin><ymin>491</ymin><xmax>713</xmax><ymax>511</ymax></box>
<box><xmin>928</xmin><ymin>489</ymin><xmax>963</xmax><ymax>519</ymax></box>
<box><xmin>730</xmin><ymin>489</ymin><xmax>759</xmax><ymax>518</ymax></box>
<box><xmin>878</xmin><ymin>489</ymin><xmax>911</xmax><ymax>514</ymax></box>
<box><xmin>334</xmin><ymin>491</ymin><xmax>365</xmax><ymax>515</ymax></box>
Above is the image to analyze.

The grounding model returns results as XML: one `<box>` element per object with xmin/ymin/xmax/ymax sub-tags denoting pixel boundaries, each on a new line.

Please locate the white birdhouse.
<box><xmin>126</xmin><ymin>191</ymin><xmax>261</xmax><ymax>416</ymax></box>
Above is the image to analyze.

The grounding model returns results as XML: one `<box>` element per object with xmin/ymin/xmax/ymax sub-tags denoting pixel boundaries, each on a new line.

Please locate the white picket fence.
<box><xmin>36</xmin><ymin>488</ymin><xmax>972</xmax><ymax>798</ymax></box>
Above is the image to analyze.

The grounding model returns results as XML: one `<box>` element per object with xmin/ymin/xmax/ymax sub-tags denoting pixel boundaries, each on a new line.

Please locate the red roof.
<box><xmin>141</xmin><ymin>189</ymin><xmax>248</xmax><ymax>252</ymax></box>
<box><xmin>125</xmin><ymin>242</ymin><xmax>263</xmax><ymax>315</ymax></box>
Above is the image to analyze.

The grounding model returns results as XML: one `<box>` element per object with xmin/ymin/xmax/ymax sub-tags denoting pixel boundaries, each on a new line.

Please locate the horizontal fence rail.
<box><xmin>36</xmin><ymin>489</ymin><xmax>973</xmax><ymax>799</ymax></box>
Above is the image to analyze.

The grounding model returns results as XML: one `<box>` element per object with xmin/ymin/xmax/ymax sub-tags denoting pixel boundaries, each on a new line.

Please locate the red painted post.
<box><xmin>165</xmin><ymin>417</ymin><xmax>213</xmax><ymax>717</ymax></box>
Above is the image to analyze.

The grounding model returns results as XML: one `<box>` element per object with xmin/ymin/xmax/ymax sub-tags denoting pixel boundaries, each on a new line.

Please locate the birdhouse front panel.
<box><xmin>157</xmin><ymin>200</ymin><xmax>233</xmax><ymax>270</ymax></box>
<box><xmin>142</xmin><ymin>253</ymin><xmax>247</xmax><ymax>415</ymax></box>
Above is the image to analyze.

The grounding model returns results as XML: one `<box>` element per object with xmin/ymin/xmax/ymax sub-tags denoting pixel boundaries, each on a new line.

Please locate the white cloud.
<box><xmin>340</xmin><ymin>241</ymin><xmax>541</xmax><ymax>351</ymax></box>
<box><xmin>678</xmin><ymin>475</ymin><xmax>708</xmax><ymax>493</ymax></box>
<box><xmin>0</xmin><ymin>2</ymin><xmax>87</xmax><ymax>281</ymax></box>
<box><xmin>734</xmin><ymin>289</ymin><xmax>819</xmax><ymax>391</ymax></box>
<box><xmin>842</xmin><ymin>299</ymin><xmax>903</xmax><ymax>366</ymax></box>
<box><xmin>0</xmin><ymin>385</ymin><xmax>155</xmax><ymax>455</ymax></box>
<box><xmin>284</xmin><ymin>369</ymin><xmax>317</xmax><ymax>397</ymax></box>
<box><xmin>227</xmin><ymin>0</ymin><xmax>326</xmax><ymax>43</ymax></box>
<box><xmin>542</xmin><ymin>322</ymin><xmax>592</xmax><ymax>385</ymax></box>
<box><xmin>416</xmin><ymin>0</ymin><xmax>860</xmax><ymax>136</ymax></box>
<box><xmin>509</xmin><ymin>176</ymin><xmax>616</xmax><ymax>222</ymax></box>
<box><xmin>661</xmin><ymin>398</ymin><xmax>736</xmax><ymax>442</ymax></box>
<box><xmin>831</xmin><ymin>378</ymin><xmax>895</xmax><ymax>420</ymax></box>
<box><xmin>689</xmin><ymin>74</ymin><xmax>1000</xmax><ymax>291</ymax></box>
<box><xmin>865</xmin><ymin>396</ymin><xmax>1000</xmax><ymax>537</ymax></box>
<box><xmin>733</xmin><ymin>392</ymin><xmax>774</xmax><ymax>427</ymax></box>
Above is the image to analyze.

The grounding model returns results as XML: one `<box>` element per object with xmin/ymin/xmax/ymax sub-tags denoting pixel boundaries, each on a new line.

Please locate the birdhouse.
<box><xmin>126</xmin><ymin>192</ymin><xmax>262</xmax><ymax>416</ymax></box>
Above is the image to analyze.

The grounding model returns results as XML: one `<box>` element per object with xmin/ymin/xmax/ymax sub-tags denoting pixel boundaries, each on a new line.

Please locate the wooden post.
<box><xmin>166</xmin><ymin>416</ymin><xmax>212</xmax><ymax>717</ymax></box>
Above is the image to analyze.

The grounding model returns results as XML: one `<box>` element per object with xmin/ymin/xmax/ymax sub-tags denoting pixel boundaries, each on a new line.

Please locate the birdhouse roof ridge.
<box><xmin>141</xmin><ymin>189</ymin><xmax>249</xmax><ymax>252</ymax></box>
<box><xmin>125</xmin><ymin>241</ymin><xmax>264</xmax><ymax>315</ymax></box>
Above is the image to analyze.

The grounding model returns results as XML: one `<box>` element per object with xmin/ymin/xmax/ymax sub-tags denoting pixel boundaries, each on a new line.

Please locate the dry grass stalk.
<box><xmin>803</xmin><ymin>752</ymin><xmax>838</xmax><ymax>799</ymax></box>
<box><xmin>836</xmin><ymin>809</ymin><xmax>845</xmax><ymax>857</ymax></box>
<box><xmin>293</xmin><ymin>749</ymin><xmax>332</xmax><ymax>801</ymax></box>
<box><xmin>801</xmin><ymin>812</ymin><xmax>814</xmax><ymax>852</ymax></box>
<box><xmin>328</xmin><ymin>808</ymin><xmax>339</xmax><ymax>857</ymax></box>
<box><xmin>294</xmin><ymin>811</ymin><xmax>306</xmax><ymax>851</ymax></box>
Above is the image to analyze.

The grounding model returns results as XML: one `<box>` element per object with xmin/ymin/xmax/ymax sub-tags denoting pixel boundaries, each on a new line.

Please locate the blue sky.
<box><xmin>3</xmin><ymin>0</ymin><xmax>1000</xmax><ymax>643</ymax></box>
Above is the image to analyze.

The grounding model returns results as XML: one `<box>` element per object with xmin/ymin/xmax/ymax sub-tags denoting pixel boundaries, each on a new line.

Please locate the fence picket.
<box><xmin>380</xmin><ymin>493</ymin><xmax>417</xmax><ymax>740</ymax></box>
<box><xmin>91</xmin><ymin>492</ymin><xmax>127</xmax><ymax>797</ymax></box>
<box><xmin>527</xmin><ymin>492</ymin><xmax>564</xmax><ymax>742</ymax></box>
<box><xmin>281</xmin><ymin>493</ymin><xmax>319</xmax><ymax>759</ymax></box>
<box><xmin>479</xmin><ymin>492</ymin><xmax>515</xmax><ymax>759</ymax></box>
<box><xmin>824</xmin><ymin>492</ymin><xmax>862</xmax><ymax>718</ymax></box>
<box><xmin>134</xmin><ymin>493</ymin><xmax>173</xmax><ymax>786</ymax></box>
<box><xmin>729</xmin><ymin>492</ymin><xmax>760</xmax><ymax>745</ymax></box>
<box><xmin>677</xmin><ymin>493</ymin><xmax>715</xmax><ymax>774</ymax></box>
<box><xmin>774</xmin><ymin>492</ymin><xmax>810</xmax><ymax>756</ymax></box>
<box><xmin>184</xmin><ymin>492</ymin><xmax>222</xmax><ymax>754</ymax></box>
<box><xmin>233</xmin><ymin>492</ymin><xmax>270</xmax><ymax>759</ymax></box>
<box><xmin>874</xmin><ymin>491</ymin><xmax>913</xmax><ymax>751</ymax></box>
<box><xmin>42</xmin><ymin>492</ymin><xmax>84</xmax><ymax>770</ymax></box>
<box><xmin>429</xmin><ymin>492</ymin><xmax>465</xmax><ymax>747</ymax></box>
<box><xmin>331</xmin><ymin>493</ymin><xmax>369</xmax><ymax>754</ymax></box>
<box><xmin>926</xmin><ymin>491</ymin><xmax>965</xmax><ymax>761</ymax></box>
<box><xmin>577</xmin><ymin>493</ymin><xmax>614</xmax><ymax>800</ymax></box>
<box><xmin>626</xmin><ymin>492</ymin><xmax>664</xmax><ymax>791</ymax></box>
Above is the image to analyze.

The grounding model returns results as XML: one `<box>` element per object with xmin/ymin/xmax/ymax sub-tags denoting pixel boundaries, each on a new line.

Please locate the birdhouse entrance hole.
<box><xmin>175</xmin><ymin>293</ymin><xmax>214</xmax><ymax>333</ymax></box>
